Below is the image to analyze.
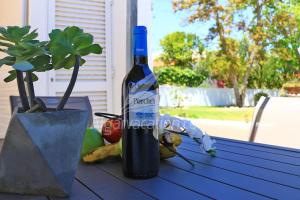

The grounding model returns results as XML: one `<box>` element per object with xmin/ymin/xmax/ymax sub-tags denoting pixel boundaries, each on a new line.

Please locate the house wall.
<box><xmin>0</xmin><ymin>0</ymin><xmax>23</xmax><ymax>138</ymax></box>
<box><xmin>0</xmin><ymin>0</ymin><xmax>24</xmax><ymax>138</ymax></box>
<box><xmin>0</xmin><ymin>1</ymin><xmax>23</xmax><ymax>26</ymax></box>
<box><xmin>111</xmin><ymin>0</ymin><xmax>128</xmax><ymax>115</ymax></box>
<box><xmin>138</xmin><ymin>0</ymin><xmax>152</xmax><ymax>68</ymax></box>
<box><xmin>111</xmin><ymin>0</ymin><xmax>153</xmax><ymax>114</ymax></box>
<box><xmin>29</xmin><ymin>0</ymin><xmax>51</xmax><ymax>96</ymax></box>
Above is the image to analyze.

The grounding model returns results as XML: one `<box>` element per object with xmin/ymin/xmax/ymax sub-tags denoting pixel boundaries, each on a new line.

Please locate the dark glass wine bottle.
<box><xmin>121</xmin><ymin>26</ymin><xmax>160</xmax><ymax>179</ymax></box>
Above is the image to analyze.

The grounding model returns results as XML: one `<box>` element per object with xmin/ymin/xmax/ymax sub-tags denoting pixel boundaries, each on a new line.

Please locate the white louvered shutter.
<box><xmin>49</xmin><ymin>0</ymin><xmax>112</xmax><ymax>128</ymax></box>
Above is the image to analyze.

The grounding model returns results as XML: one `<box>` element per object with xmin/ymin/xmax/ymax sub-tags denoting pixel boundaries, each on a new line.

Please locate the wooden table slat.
<box><xmin>94</xmin><ymin>160</ymin><xmax>210</xmax><ymax>200</ymax></box>
<box><xmin>184</xmin><ymin>138</ymin><xmax>300</xmax><ymax>164</ymax></box>
<box><xmin>214</xmin><ymin>139</ymin><xmax>300</xmax><ymax>158</ymax></box>
<box><xmin>185</xmin><ymin>136</ymin><xmax>300</xmax><ymax>158</ymax></box>
<box><xmin>76</xmin><ymin>164</ymin><xmax>153</xmax><ymax>200</ymax></box>
<box><xmin>216</xmin><ymin>142</ymin><xmax>300</xmax><ymax>162</ymax></box>
<box><xmin>177</xmin><ymin>148</ymin><xmax>300</xmax><ymax>190</ymax></box>
<box><xmin>213</xmin><ymin>136</ymin><xmax>300</xmax><ymax>154</ymax></box>
<box><xmin>158</xmin><ymin>163</ymin><xmax>269</xmax><ymax>200</ymax></box>
<box><xmin>216</xmin><ymin>144</ymin><xmax>300</xmax><ymax>165</ymax></box>
<box><xmin>180</xmin><ymin>143</ymin><xmax>300</xmax><ymax>176</ymax></box>
<box><xmin>165</xmin><ymin>156</ymin><xmax>300</xmax><ymax>199</ymax></box>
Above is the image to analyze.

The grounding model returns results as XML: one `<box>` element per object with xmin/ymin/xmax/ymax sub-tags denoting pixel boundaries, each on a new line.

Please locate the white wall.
<box><xmin>0</xmin><ymin>0</ymin><xmax>24</xmax><ymax>138</ymax></box>
<box><xmin>111</xmin><ymin>0</ymin><xmax>153</xmax><ymax>114</ymax></box>
<box><xmin>138</xmin><ymin>0</ymin><xmax>153</xmax><ymax>67</ymax></box>
<box><xmin>29</xmin><ymin>0</ymin><xmax>50</xmax><ymax>96</ymax></box>
<box><xmin>111</xmin><ymin>0</ymin><xmax>128</xmax><ymax>115</ymax></box>
<box><xmin>159</xmin><ymin>85</ymin><xmax>280</xmax><ymax>107</ymax></box>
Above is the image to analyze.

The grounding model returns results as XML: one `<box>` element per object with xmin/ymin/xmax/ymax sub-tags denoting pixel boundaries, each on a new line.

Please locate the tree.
<box><xmin>160</xmin><ymin>32</ymin><xmax>204</xmax><ymax>68</ymax></box>
<box><xmin>248</xmin><ymin>54</ymin><xmax>292</xmax><ymax>89</ymax></box>
<box><xmin>239</xmin><ymin>0</ymin><xmax>300</xmax><ymax>88</ymax></box>
<box><xmin>173</xmin><ymin>0</ymin><xmax>299</xmax><ymax>107</ymax></box>
<box><xmin>154</xmin><ymin>66</ymin><xmax>207</xmax><ymax>87</ymax></box>
<box><xmin>198</xmin><ymin>37</ymin><xmax>251</xmax><ymax>88</ymax></box>
<box><xmin>173</xmin><ymin>0</ymin><xmax>250</xmax><ymax>107</ymax></box>
<box><xmin>268</xmin><ymin>2</ymin><xmax>300</xmax><ymax>72</ymax></box>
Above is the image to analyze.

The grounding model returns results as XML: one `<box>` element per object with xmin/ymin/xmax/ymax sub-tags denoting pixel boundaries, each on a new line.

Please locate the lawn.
<box><xmin>160</xmin><ymin>106</ymin><xmax>255</xmax><ymax>122</ymax></box>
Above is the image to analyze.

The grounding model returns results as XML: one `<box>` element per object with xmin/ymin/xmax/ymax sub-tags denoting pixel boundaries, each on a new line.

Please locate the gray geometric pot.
<box><xmin>0</xmin><ymin>109</ymin><xmax>88</xmax><ymax>197</ymax></box>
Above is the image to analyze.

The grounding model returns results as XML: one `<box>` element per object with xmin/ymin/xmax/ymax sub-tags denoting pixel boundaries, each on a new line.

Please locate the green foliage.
<box><xmin>0</xmin><ymin>26</ymin><xmax>37</xmax><ymax>43</ymax></box>
<box><xmin>282</xmin><ymin>80</ymin><xmax>300</xmax><ymax>88</ymax></box>
<box><xmin>4</xmin><ymin>70</ymin><xmax>16</xmax><ymax>82</ymax></box>
<box><xmin>268</xmin><ymin>3</ymin><xmax>300</xmax><ymax>73</ymax></box>
<box><xmin>0</xmin><ymin>56</ymin><xmax>15</xmax><ymax>68</ymax></box>
<box><xmin>0</xmin><ymin>26</ymin><xmax>102</xmax><ymax>82</ymax></box>
<box><xmin>0</xmin><ymin>26</ymin><xmax>47</xmax><ymax>74</ymax></box>
<box><xmin>48</xmin><ymin>26</ymin><xmax>102</xmax><ymax>69</ymax></box>
<box><xmin>248</xmin><ymin>55</ymin><xmax>294</xmax><ymax>89</ymax></box>
<box><xmin>254</xmin><ymin>92</ymin><xmax>268</xmax><ymax>106</ymax></box>
<box><xmin>3</xmin><ymin>69</ymin><xmax>39</xmax><ymax>83</ymax></box>
<box><xmin>159</xmin><ymin>32</ymin><xmax>204</xmax><ymax>68</ymax></box>
<box><xmin>197</xmin><ymin>37</ymin><xmax>250</xmax><ymax>88</ymax></box>
<box><xmin>154</xmin><ymin>66</ymin><xmax>206</xmax><ymax>87</ymax></box>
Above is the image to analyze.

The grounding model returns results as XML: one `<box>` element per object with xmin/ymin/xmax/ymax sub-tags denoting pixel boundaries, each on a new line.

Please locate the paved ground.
<box><xmin>190</xmin><ymin>119</ymin><xmax>251</xmax><ymax>141</ymax></box>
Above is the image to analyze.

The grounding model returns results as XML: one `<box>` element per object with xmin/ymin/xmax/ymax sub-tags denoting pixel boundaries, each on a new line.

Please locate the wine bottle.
<box><xmin>121</xmin><ymin>26</ymin><xmax>160</xmax><ymax>179</ymax></box>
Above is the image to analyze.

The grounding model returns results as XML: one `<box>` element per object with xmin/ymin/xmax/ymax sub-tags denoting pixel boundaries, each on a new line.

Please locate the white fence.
<box><xmin>159</xmin><ymin>85</ymin><xmax>280</xmax><ymax>107</ymax></box>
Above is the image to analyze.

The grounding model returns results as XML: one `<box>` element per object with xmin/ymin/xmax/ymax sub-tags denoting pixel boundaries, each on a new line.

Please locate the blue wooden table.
<box><xmin>0</xmin><ymin>136</ymin><xmax>300</xmax><ymax>200</ymax></box>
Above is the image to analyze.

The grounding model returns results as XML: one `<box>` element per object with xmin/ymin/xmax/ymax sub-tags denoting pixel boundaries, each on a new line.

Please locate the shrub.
<box><xmin>153</xmin><ymin>66</ymin><xmax>206</xmax><ymax>87</ymax></box>
<box><xmin>282</xmin><ymin>80</ymin><xmax>300</xmax><ymax>88</ymax></box>
<box><xmin>282</xmin><ymin>80</ymin><xmax>300</xmax><ymax>95</ymax></box>
<box><xmin>254</xmin><ymin>92</ymin><xmax>269</xmax><ymax>106</ymax></box>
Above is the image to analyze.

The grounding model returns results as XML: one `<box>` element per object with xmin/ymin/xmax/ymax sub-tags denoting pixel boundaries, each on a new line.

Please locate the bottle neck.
<box><xmin>134</xmin><ymin>55</ymin><xmax>148</xmax><ymax>65</ymax></box>
<box><xmin>133</xmin><ymin>30</ymin><xmax>148</xmax><ymax>64</ymax></box>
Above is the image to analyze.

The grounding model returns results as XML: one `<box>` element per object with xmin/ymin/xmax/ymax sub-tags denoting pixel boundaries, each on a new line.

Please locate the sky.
<box><xmin>152</xmin><ymin>0</ymin><xmax>212</xmax><ymax>57</ymax></box>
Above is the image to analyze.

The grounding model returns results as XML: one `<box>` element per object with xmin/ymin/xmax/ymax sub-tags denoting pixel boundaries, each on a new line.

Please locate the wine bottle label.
<box><xmin>128</xmin><ymin>90</ymin><xmax>159</xmax><ymax>128</ymax></box>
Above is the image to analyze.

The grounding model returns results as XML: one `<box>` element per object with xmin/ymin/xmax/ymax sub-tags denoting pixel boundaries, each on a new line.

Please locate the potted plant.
<box><xmin>0</xmin><ymin>26</ymin><xmax>102</xmax><ymax>197</ymax></box>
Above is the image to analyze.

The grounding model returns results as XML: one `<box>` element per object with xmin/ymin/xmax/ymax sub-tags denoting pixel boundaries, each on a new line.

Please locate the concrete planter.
<box><xmin>0</xmin><ymin>109</ymin><xmax>88</xmax><ymax>197</ymax></box>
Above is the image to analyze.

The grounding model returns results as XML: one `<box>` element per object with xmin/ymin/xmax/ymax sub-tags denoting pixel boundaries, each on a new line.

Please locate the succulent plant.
<box><xmin>0</xmin><ymin>26</ymin><xmax>102</xmax><ymax>112</ymax></box>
